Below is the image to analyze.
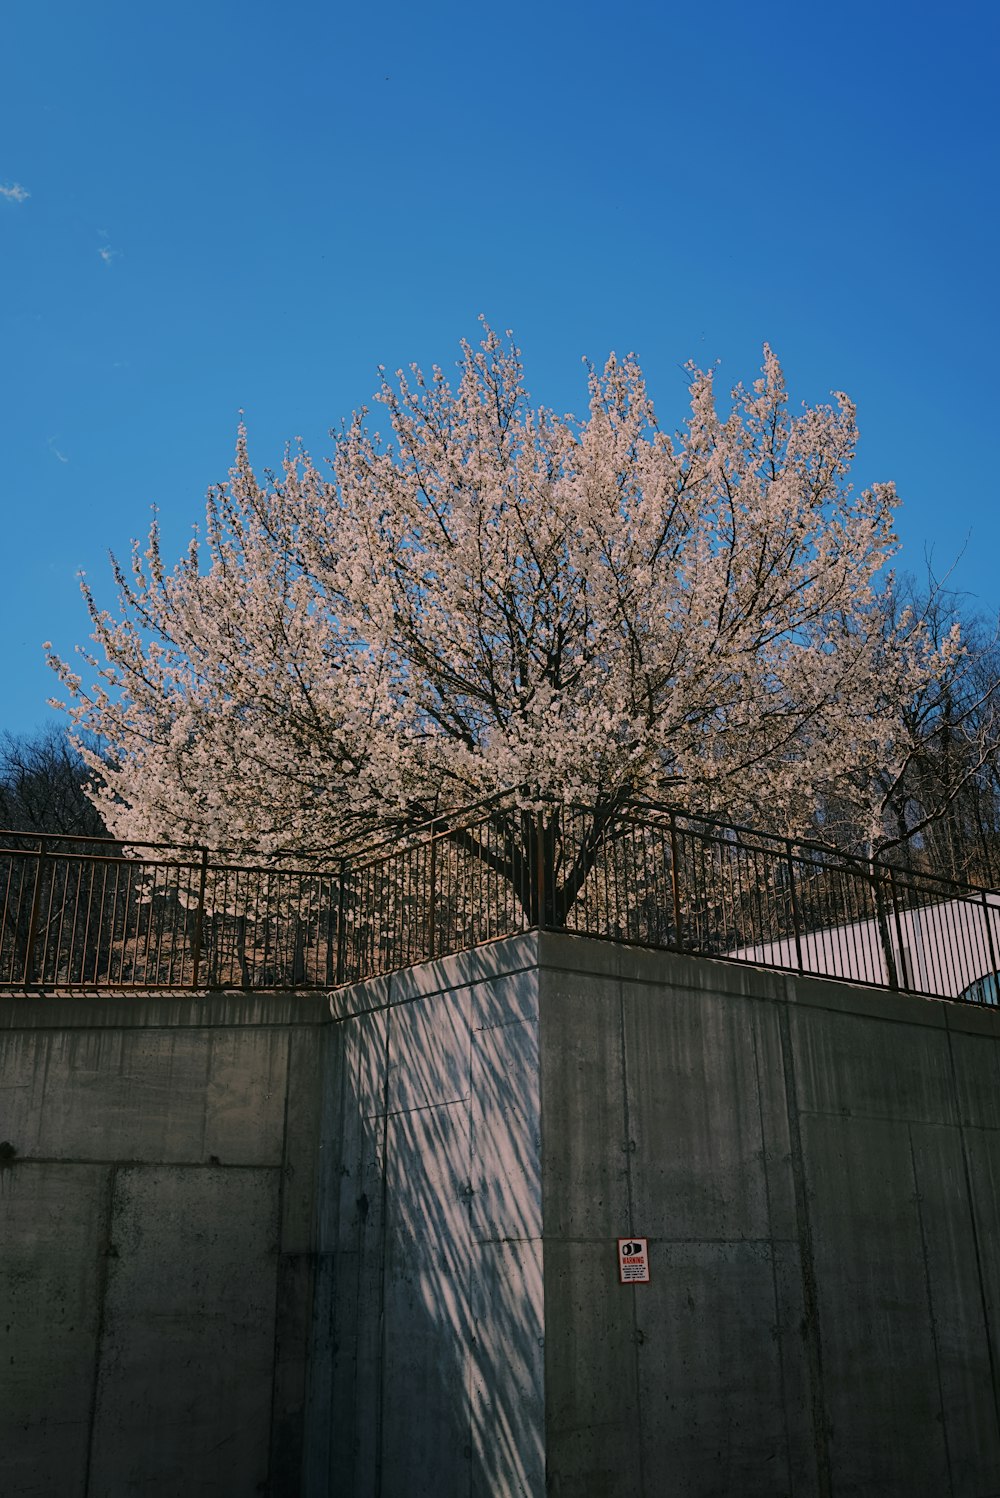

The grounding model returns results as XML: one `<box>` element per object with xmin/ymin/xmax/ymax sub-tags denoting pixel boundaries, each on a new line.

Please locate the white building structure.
<box><xmin>732</xmin><ymin>892</ymin><xmax>1000</xmax><ymax>1003</ymax></box>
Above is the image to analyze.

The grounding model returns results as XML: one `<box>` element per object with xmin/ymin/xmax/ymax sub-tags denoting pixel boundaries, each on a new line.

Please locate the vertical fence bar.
<box><xmin>669</xmin><ymin>813</ymin><xmax>683</xmax><ymax>950</ymax></box>
<box><xmin>786</xmin><ymin>843</ymin><xmax>804</xmax><ymax>975</ymax></box>
<box><xmin>888</xmin><ymin>868</ymin><xmax>910</xmax><ymax>991</ymax></box>
<box><xmin>535</xmin><ymin>810</ymin><xmax>547</xmax><ymax>929</ymax></box>
<box><xmin>190</xmin><ymin>848</ymin><xmax>208</xmax><ymax>990</ymax></box>
<box><xmin>870</xmin><ymin>862</ymin><xmax>899</xmax><ymax>991</ymax></box>
<box><xmin>22</xmin><ymin>841</ymin><xmax>46</xmax><ymax>986</ymax></box>
<box><xmin>335</xmin><ymin>860</ymin><xmax>348</xmax><ymax>985</ymax></box>
<box><xmin>427</xmin><ymin>825</ymin><xmax>438</xmax><ymax>961</ymax></box>
<box><xmin>983</xmin><ymin>892</ymin><xmax>1000</xmax><ymax>1005</ymax></box>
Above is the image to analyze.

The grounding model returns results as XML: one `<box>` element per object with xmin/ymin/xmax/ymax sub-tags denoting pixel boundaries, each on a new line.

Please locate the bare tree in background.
<box><xmin>812</xmin><ymin>577</ymin><xmax>1000</xmax><ymax>884</ymax></box>
<box><xmin>0</xmin><ymin>726</ymin><xmax>107</xmax><ymax>838</ymax></box>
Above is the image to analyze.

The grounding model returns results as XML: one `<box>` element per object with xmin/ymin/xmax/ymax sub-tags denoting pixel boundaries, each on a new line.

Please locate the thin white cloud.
<box><xmin>47</xmin><ymin>437</ymin><xmax>69</xmax><ymax>464</ymax></box>
<box><xmin>0</xmin><ymin>182</ymin><xmax>29</xmax><ymax>204</ymax></box>
<box><xmin>97</xmin><ymin>231</ymin><xmax>121</xmax><ymax>265</ymax></box>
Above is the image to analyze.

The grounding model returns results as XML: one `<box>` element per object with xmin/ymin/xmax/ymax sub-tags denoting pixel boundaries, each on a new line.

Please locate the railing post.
<box><xmin>22</xmin><ymin>840</ymin><xmax>46</xmax><ymax>986</ymax></box>
<box><xmin>786</xmin><ymin>843</ymin><xmax>804</xmax><ymax>974</ymax></box>
<box><xmin>669</xmin><ymin>813</ymin><xmax>683</xmax><ymax>950</ymax></box>
<box><xmin>335</xmin><ymin>859</ymin><xmax>348</xmax><ymax>986</ymax></box>
<box><xmin>870</xmin><ymin>860</ymin><xmax>899</xmax><ymax>990</ymax></box>
<box><xmin>888</xmin><ymin>867</ymin><xmax>910</xmax><ymax>991</ymax></box>
<box><xmin>535</xmin><ymin>810</ymin><xmax>547</xmax><ymax>929</ymax></box>
<box><xmin>427</xmin><ymin>825</ymin><xmax>438</xmax><ymax>960</ymax></box>
<box><xmin>982</xmin><ymin>891</ymin><xmax>1000</xmax><ymax>1005</ymax></box>
<box><xmin>190</xmin><ymin>847</ymin><xmax>208</xmax><ymax>991</ymax></box>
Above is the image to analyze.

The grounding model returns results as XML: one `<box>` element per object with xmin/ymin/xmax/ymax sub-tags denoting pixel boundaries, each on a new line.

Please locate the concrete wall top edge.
<box><xmin>943</xmin><ymin>998</ymin><xmax>1000</xmax><ymax>1037</ymax></box>
<box><xmin>0</xmin><ymin>992</ymin><xmax>333</xmax><ymax>1030</ymax></box>
<box><xmin>4</xmin><ymin>932</ymin><xmax>998</xmax><ymax>1038</ymax></box>
<box><xmin>330</xmin><ymin>930</ymin><xmax>543</xmax><ymax>1017</ymax></box>
<box><xmin>534</xmin><ymin>930</ymin><xmax>1000</xmax><ymax>1036</ymax></box>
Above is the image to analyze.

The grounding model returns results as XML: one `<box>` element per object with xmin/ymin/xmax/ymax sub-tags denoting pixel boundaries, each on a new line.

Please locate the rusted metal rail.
<box><xmin>1</xmin><ymin>798</ymin><xmax>998</xmax><ymax>1002</ymax></box>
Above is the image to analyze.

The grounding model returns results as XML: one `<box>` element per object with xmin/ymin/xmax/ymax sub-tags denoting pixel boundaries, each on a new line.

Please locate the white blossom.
<box><xmin>49</xmin><ymin>326</ymin><xmax>958</xmax><ymax>860</ymax></box>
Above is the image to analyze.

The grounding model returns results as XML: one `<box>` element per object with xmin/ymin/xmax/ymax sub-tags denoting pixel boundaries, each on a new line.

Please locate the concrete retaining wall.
<box><xmin>4</xmin><ymin>935</ymin><xmax>1000</xmax><ymax>1497</ymax></box>
<box><xmin>0</xmin><ymin>994</ymin><xmax>330</xmax><ymax>1498</ymax></box>
<box><xmin>533</xmin><ymin>935</ymin><xmax>1000</xmax><ymax>1498</ymax></box>
<box><xmin>330</xmin><ymin>934</ymin><xmax>1000</xmax><ymax>1498</ymax></box>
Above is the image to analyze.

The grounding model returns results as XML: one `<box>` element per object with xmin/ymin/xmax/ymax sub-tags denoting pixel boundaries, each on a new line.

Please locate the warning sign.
<box><xmin>617</xmin><ymin>1237</ymin><xmax>650</xmax><ymax>1284</ymax></box>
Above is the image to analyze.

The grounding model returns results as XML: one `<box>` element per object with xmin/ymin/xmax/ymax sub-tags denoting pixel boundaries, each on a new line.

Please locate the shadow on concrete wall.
<box><xmin>311</xmin><ymin>945</ymin><xmax>545</xmax><ymax>1498</ymax></box>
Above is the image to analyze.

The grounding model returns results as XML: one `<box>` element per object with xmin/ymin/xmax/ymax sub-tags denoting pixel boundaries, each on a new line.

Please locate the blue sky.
<box><xmin>2</xmin><ymin>0</ymin><xmax>998</xmax><ymax>735</ymax></box>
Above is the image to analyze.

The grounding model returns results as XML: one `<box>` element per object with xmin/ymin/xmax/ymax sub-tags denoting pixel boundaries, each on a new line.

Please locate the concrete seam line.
<box><xmin>777</xmin><ymin>1004</ymin><xmax>833</xmax><ymax>1498</ymax></box>
<box><xmin>944</xmin><ymin>1022</ymin><xmax>1000</xmax><ymax>1446</ymax></box>
<box><xmin>906</xmin><ymin>1123</ymin><xmax>955</xmax><ymax>1492</ymax></box>
<box><xmin>751</xmin><ymin>1003</ymin><xmax>797</xmax><ymax>1491</ymax></box>
<box><xmin>82</xmin><ymin>1161</ymin><xmax>118</xmax><ymax>1498</ymax></box>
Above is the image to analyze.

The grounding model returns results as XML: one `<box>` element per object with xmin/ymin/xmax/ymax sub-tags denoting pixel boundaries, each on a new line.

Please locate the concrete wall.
<box><xmin>0</xmin><ymin>993</ymin><xmax>330</xmax><ymax>1498</ymax></box>
<box><xmin>5</xmin><ymin>934</ymin><xmax>1000</xmax><ymax>1497</ymax></box>
<box><xmin>534</xmin><ymin>934</ymin><xmax>1000</xmax><ymax>1498</ymax></box>
<box><xmin>329</xmin><ymin>933</ymin><xmax>1000</xmax><ymax>1498</ymax></box>
<box><xmin>0</xmin><ymin>946</ymin><xmax>551</xmax><ymax>1498</ymax></box>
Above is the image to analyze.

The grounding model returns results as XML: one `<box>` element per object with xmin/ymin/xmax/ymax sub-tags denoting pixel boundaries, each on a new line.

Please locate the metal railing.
<box><xmin>2</xmin><ymin>795</ymin><xmax>1000</xmax><ymax>1002</ymax></box>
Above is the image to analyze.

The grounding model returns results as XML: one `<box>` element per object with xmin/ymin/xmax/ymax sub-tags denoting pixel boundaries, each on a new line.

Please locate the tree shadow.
<box><xmin>306</xmin><ymin>942</ymin><xmax>545</xmax><ymax>1497</ymax></box>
